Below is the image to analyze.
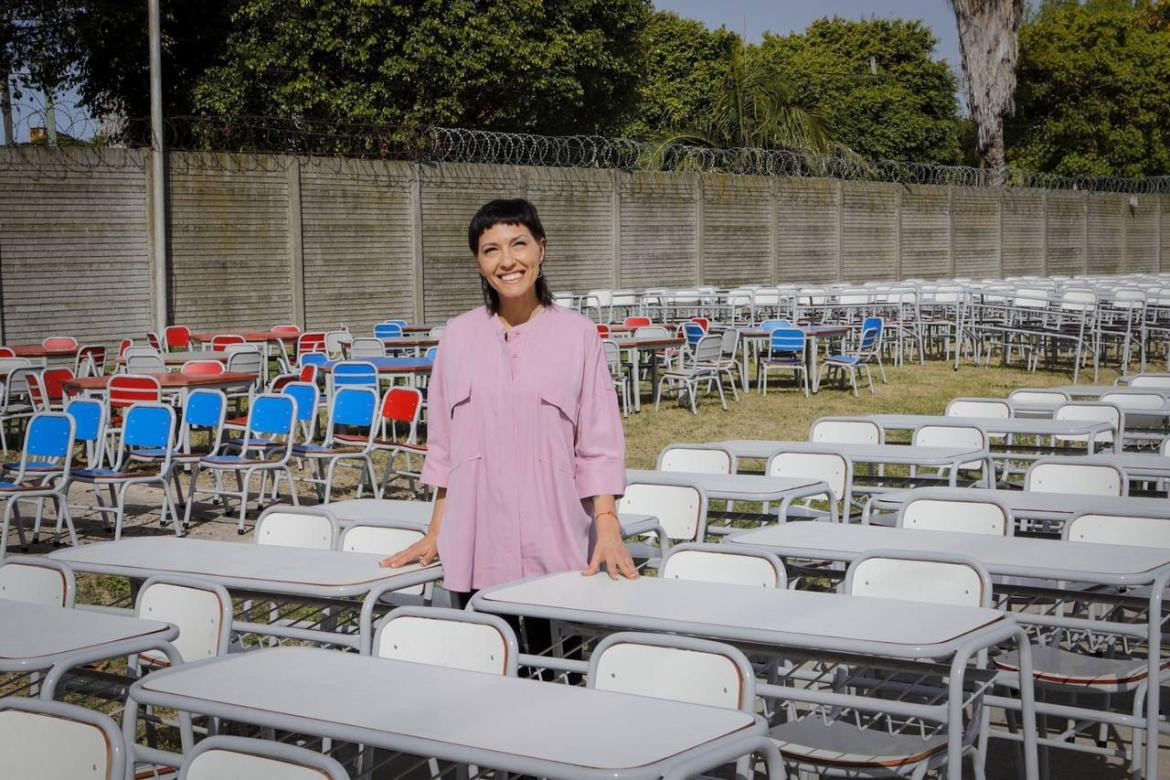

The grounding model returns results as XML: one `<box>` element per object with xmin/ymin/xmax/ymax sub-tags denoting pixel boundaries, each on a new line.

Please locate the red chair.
<box><xmin>24</xmin><ymin>371</ymin><xmax>49</xmax><ymax>412</ymax></box>
<box><xmin>271</xmin><ymin>324</ymin><xmax>302</xmax><ymax>336</ymax></box>
<box><xmin>41</xmin><ymin>368</ymin><xmax>75</xmax><ymax>409</ymax></box>
<box><xmin>146</xmin><ymin>332</ymin><xmax>164</xmax><ymax>352</ymax></box>
<box><xmin>356</xmin><ymin>387</ymin><xmax>426</xmax><ymax>496</ymax></box>
<box><xmin>299</xmin><ymin>364</ymin><xmax>319</xmax><ymax>384</ymax></box>
<box><xmin>108</xmin><ymin>375</ymin><xmax>162</xmax><ymax>420</ymax></box>
<box><xmin>42</xmin><ymin>336</ymin><xmax>78</xmax><ymax>350</ymax></box>
<box><xmin>210</xmin><ymin>334</ymin><xmax>246</xmax><ymax>352</ymax></box>
<box><xmin>0</xmin><ymin>347</ymin><xmax>14</xmax><ymax>358</ymax></box>
<box><xmin>624</xmin><ymin>316</ymin><xmax>652</xmax><ymax>329</ymax></box>
<box><xmin>181</xmin><ymin>360</ymin><xmax>226</xmax><ymax>377</ymax></box>
<box><xmin>117</xmin><ymin>339</ymin><xmax>133</xmax><ymax>360</ymax></box>
<box><xmin>690</xmin><ymin>318</ymin><xmax>709</xmax><ymax>332</ymax></box>
<box><xmin>297</xmin><ymin>332</ymin><xmax>327</xmax><ymax>357</ymax></box>
<box><xmin>76</xmin><ymin>345</ymin><xmax>106</xmax><ymax>377</ymax></box>
<box><xmin>596</xmin><ymin>324</ymin><xmax>610</xmax><ymax>338</ymax></box>
<box><xmin>164</xmin><ymin>326</ymin><xmax>191</xmax><ymax>352</ymax></box>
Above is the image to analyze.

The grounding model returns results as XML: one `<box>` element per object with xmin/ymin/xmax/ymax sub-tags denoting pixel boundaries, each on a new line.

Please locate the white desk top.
<box><xmin>706</xmin><ymin>440</ymin><xmax>986</xmax><ymax>464</ymax></box>
<box><xmin>1073</xmin><ymin>453</ymin><xmax>1170</xmax><ymax>477</ymax></box>
<box><xmin>625</xmin><ymin>469</ymin><xmax>826</xmax><ymax>502</ymax></box>
<box><xmin>865</xmin><ymin>414</ymin><xmax>1114</xmax><ymax>436</ymax></box>
<box><xmin>872</xmin><ymin>487</ymin><xmax>1170</xmax><ymax>521</ymax></box>
<box><xmin>475</xmin><ymin>572</ymin><xmax>1006</xmax><ymax>659</ymax></box>
<box><xmin>327</xmin><ymin>498</ymin><xmax>433</xmax><ymax>529</ymax></box>
<box><xmin>0</xmin><ymin>599</ymin><xmax>175</xmax><ymax>671</ymax></box>
<box><xmin>1052</xmin><ymin>385</ymin><xmax>1170</xmax><ymax>400</ymax></box>
<box><xmin>135</xmin><ymin>646</ymin><xmax>756</xmax><ymax>773</ymax></box>
<box><xmin>731</xmin><ymin>523</ymin><xmax>1170</xmax><ymax>585</ymax></box>
<box><xmin>49</xmin><ymin>538</ymin><xmax>441</xmax><ymax>598</ymax></box>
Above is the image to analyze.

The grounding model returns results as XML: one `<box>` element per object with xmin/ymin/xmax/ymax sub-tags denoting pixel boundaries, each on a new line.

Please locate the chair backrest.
<box><xmin>324</xmin><ymin>330</ymin><xmax>349</xmax><ymax>356</ymax></box>
<box><xmin>1129</xmin><ymin>374</ymin><xmax>1170</xmax><ymax>389</ymax></box>
<box><xmin>912</xmin><ymin>424</ymin><xmax>987</xmax><ymax>452</ymax></box>
<box><xmin>121</xmin><ymin>403</ymin><xmax>175</xmax><ymax>450</ymax></box>
<box><xmin>379</xmin><ymin>386</ymin><xmax>423</xmax><ymax>435</ymax></box>
<box><xmin>657</xmin><ymin>445</ymin><xmax>734</xmax><ymax>474</ymax></box>
<box><xmin>135</xmin><ymin>576</ymin><xmax>232</xmax><ymax>665</ymax></box>
<box><xmin>254</xmin><ymin>506</ymin><xmax>339</xmax><ymax>550</ymax></box>
<box><xmin>328</xmin><ymin>386</ymin><xmax>378</xmax><ymax>438</ymax></box>
<box><xmin>588</xmin><ymin>632</ymin><xmax>755</xmax><ymax>712</ymax></box>
<box><xmin>181</xmin><ymin>360</ymin><xmax>225</xmax><ymax>377</ymax></box>
<box><xmin>845</xmin><ymin>551</ymin><xmax>991</xmax><ymax>608</ymax></box>
<box><xmin>248</xmin><ymin>393</ymin><xmax>298</xmax><ymax>437</ymax></box>
<box><xmin>1065</xmin><ymin>512</ymin><xmax>1170</xmax><ymax>548</ymax></box>
<box><xmin>596</xmin><ymin>323</ymin><xmax>610</xmax><ymax>338</ymax></box>
<box><xmin>617</xmin><ymin>482</ymin><xmax>706</xmax><ymax>542</ymax></box>
<box><xmin>690</xmin><ymin>317</ymin><xmax>709</xmax><ymax>331</ymax></box>
<box><xmin>428</xmin><ymin>325</ymin><xmax>446</xmax><ymax>339</ymax></box>
<box><xmin>180</xmin><ymin>735</ymin><xmax>350</xmax><ymax>780</ymax></box>
<box><xmin>601</xmin><ymin>339</ymin><xmax>622</xmax><ymax>370</ymax></box>
<box><xmin>373</xmin><ymin>607</ymin><xmax>518</xmax><ymax>676</ymax></box>
<box><xmin>117</xmin><ymin>338</ymin><xmax>133</xmax><ymax>358</ymax></box>
<box><xmin>164</xmin><ymin>325</ymin><xmax>191</xmax><ymax>350</ymax></box>
<box><xmin>182</xmin><ymin>389</ymin><xmax>226</xmax><ymax>437</ymax></box>
<box><xmin>20</xmin><ymin>368</ymin><xmax>48</xmax><ymax>410</ymax></box>
<box><xmin>759</xmin><ymin>319</ymin><xmax>791</xmax><ymax>332</ymax></box>
<box><xmin>15</xmin><ymin>412</ymin><xmax>75</xmax><ymax>479</ymax></box>
<box><xmin>109</xmin><ymin>374</ymin><xmax>162</xmax><ymax>409</ymax></box>
<box><xmin>65</xmin><ymin>398</ymin><xmax>105</xmax><ymax>464</ymax></box>
<box><xmin>42</xmin><ymin>336</ymin><xmax>78</xmax><ymax>350</ymax></box>
<box><xmin>210</xmin><ymin>334</ymin><xmax>246</xmax><ymax>352</ymax></box>
<box><xmin>299</xmin><ymin>363</ymin><xmax>319</xmax><ymax>384</ymax></box>
<box><xmin>0</xmin><ymin>346</ymin><xmax>12</xmax><ymax>357</ymax></box>
<box><xmin>1025</xmin><ymin>460</ymin><xmax>1125</xmax><ymax>497</ymax></box>
<box><xmin>683</xmin><ymin>322</ymin><xmax>705</xmax><ymax>346</ymax></box>
<box><xmin>298</xmin><ymin>332</ymin><xmax>328</xmax><ymax>355</ymax></box>
<box><xmin>809</xmin><ymin>416</ymin><xmax>882</xmax><ymax>445</ymax></box>
<box><xmin>1008</xmin><ymin>388</ymin><xmax>1069</xmax><ymax>406</ymax></box>
<box><xmin>766</xmin><ymin>450</ymin><xmax>848</xmax><ymax>509</ymax></box>
<box><xmin>1053</xmin><ymin>401</ymin><xmax>1122</xmax><ymax>435</ymax></box>
<box><xmin>623</xmin><ymin>316</ymin><xmax>651</xmax><ymax>328</ymax></box>
<box><xmin>857</xmin><ymin>318</ymin><xmax>882</xmax><ymax>351</ymax></box>
<box><xmin>1102</xmin><ymin>391</ymin><xmax>1167</xmax><ymax>410</ymax></box>
<box><xmin>897</xmin><ymin>496</ymin><xmax>1012</xmax><ymax>536</ymax></box>
<box><xmin>40</xmin><ymin>367</ymin><xmax>74</xmax><ymax>405</ymax></box>
<box><xmin>225</xmin><ymin>346</ymin><xmax>263</xmax><ymax>377</ymax></box>
<box><xmin>0</xmin><ymin>558</ymin><xmax>75</xmax><ymax>607</ymax></box>
<box><xmin>633</xmin><ymin>325</ymin><xmax>669</xmax><ymax>338</ymax></box>
<box><xmin>146</xmin><ymin>331</ymin><xmax>163</xmax><ymax>351</ymax></box>
<box><xmin>768</xmin><ymin>327</ymin><xmax>805</xmax><ymax>355</ymax></box>
<box><xmin>719</xmin><ymin>328</ymin><xmax>739</xmax><ymax>357</ymax></box>
<box><xmin>349</xmin><ymin>337</ymin><xmax>386</xmax><ymax>359</ymax></box>
<box><xmin>340</xmin><ymin>525</ymin><xmax>429</xmax><ymax>595</ymax></box>
<box><xmin>282</xmin><ymin>382</ymin><xmax>319</xmax><ymax>431</ymax></box>
<box><xmin>692</xmin><ymin>333</ymin><xmax>722</xmax><ymax>363</ymax></box>
<box><xmin>271</xmin><ymin>324</ymin><xmax>303</xmax><ymax>336</ymax></box>
<box><xmin>945</xmin><ymin>398</ymin><xmax>1011</xmax><ymax>419</ymax></box>
<box><xmin>331</xmin><ymin>360</ymin><xmax>378</xmax><ymax>390</ymax></box>
<box><xmin>75</xmin><ymin>344</ymin><xmax>106</xmax><ymax>377</ymax></box>
<box><xmin>122</xmin><ymin>345</ymin><xmax>159</xmax><ymax>360</ymax></box>
<box><xmin>0</xmin><ymin>697</ymin><xmax>127</xmax><ymax>780</ymax></box>
<box><xmin>373</xmin><ymin>322</ymin><xmax>404</xmax><ymax>339</ymax></box>
<box><xmin>126</xmin><ymin>353</ymin><xmax>165</xmax><ymax>373</ymax></box>
<box><xmin>660</xmin><ymin>543</ymin><xmax>786</xmax><ymax>588</ymax></box>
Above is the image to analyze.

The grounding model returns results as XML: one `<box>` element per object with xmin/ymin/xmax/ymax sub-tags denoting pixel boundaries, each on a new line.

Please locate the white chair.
<box><xmin>1008</xmin><ymin>388</ymin><xmax>1070</xmax><ymax>418</ymax></box>
<box><xmin>660</xmin><ymin>543</ymin><xmax>787</xmax><ymax>588</ymax></box>
<box><xmin>618</xmin><ymin>482</ymin><xmax>706</xmax><ymax>544</ymax></box>
<box><xmin>254</xmin><ymin>505</ymin><xmax>340</xmax><ymax>550</ymax></box>
<box><xmin>340</xmin><ymin>524</ymin><xmax>427</xmax><ymax>596</ymax></box>
<box><xmin>1053</xmin><ymin>401</ymin><xmax>1121</xmax><ymax>450</ymax></box>
<box><xmin>1024</xmin><ymin>460</ymin><xmax>1125</xmax><ymax>497</ymax></box>
<box><xmin>897</xmin><ymin>495</ymin><xmax>1013</xmax><ymax>536</ymax></box>
<box><xmin>1065</xmin><ymin>511</ymin><xmax>1170</xmax><ymax>547</ymax></box>
<box><xmin>655</xmin><ymin>334</ymin><xmax>727</xmax><ymax>414</ymax></box>
<box><xmin>180</xmin><ymin>735</ymin><xmax>350</xmax><ymax>780</ymax></box>
<box><xmin>134</xmin><ymin>575</ymin><xmax>232</xmax><ymax>667</ymax></box>
<box><xmin>0</xmin><ymin>697</ymin><xmax>128</xmax><ymax>780</ymax></box>
<box><xmin>601</xmin><ymin>339</ymin><xmax>630</xmax><ymax>417</ymax></box>
<box><xmin>1129</xmin><ymin>374</ymin><xmax>1170</xmax><ymax>389</ymax></box>
<box><xmin>809</xmin><ymin>417</ymin><xmax>882</xmax><ymax>445</ymax></box>
<box><xmin>371</xmin><ymin>606</ymin><xmax>518</xmax><ymax>676</ymax></box>
<box><xmin>912</xmin><ymin>424</ymin><xmax>990</xmax><ymax>484</ymax></box>
<box><xmin>766</xmin><ymin>449</ymin><xmax>849</xmax><ymax>522</ymax></box>
<box><xmin>349</xmin><ymin>336</ymin><xmax>386</xmax><ymax>359</ymax></box>
<box><xmin>945</xmin><ymin>398</ymin><xmax>1011</xmax><ymax>418</ymax></box>
<box><xmin>0</xmin><ymin>557</ymin><xmax>75</xmax><ymax>607</ymax></box>
<box><xmin>656</xmin><ymin>445</ymin><xmax>734</xmax><ymax>474</ymax></box>
<box><xmin>769</xmin><ymin>552</ymin><xmax>992</xmax><ymax>777</ymax></box>
<box><xmin>126</xmin><ymin>353</ymin><xmax>165</xmax><ymax>373</ymax></box>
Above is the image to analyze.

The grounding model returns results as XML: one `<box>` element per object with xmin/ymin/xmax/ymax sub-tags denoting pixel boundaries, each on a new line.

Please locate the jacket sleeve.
<box><xmin>573</xmin><ymin>332</ymin><xmax>626</xmax><ymax>500</ymax></box>
<box><xmin>419</xmin><ymin>334</ymin><xmax>451</xmax><ymax>488</ymax></box>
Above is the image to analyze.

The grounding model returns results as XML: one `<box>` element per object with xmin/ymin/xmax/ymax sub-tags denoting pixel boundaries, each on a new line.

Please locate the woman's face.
<box><xmin>476</xmin><ymin>222</ymin><xmax>545</xmax><ymax>305</ymax></box>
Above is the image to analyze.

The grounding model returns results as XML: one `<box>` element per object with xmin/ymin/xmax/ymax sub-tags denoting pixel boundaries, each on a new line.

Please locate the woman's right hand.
<box><xmin>379</xmin><ymin>534</ymin><xmax>439</xmax><ymax>568</ymax></box>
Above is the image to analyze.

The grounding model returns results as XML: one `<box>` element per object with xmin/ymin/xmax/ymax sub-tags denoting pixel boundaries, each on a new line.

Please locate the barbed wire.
<box><xmin>1</xmin><ymin>113</ymin><xmax>1168</xmax><ymax>194</ymax></box>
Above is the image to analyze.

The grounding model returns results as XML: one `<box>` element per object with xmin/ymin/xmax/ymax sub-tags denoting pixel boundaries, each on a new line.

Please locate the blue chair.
<box><xmin>757</xmin><ymin>328</ymin><xmax>809</xmax><ymax>396</ymax></box>
<box><xmin>137</xmin><ymin>390</ymin><xmax>226</xmax><ymax>522</ymax></box>
<box><xmin>0</xmin><ymin>412</ymin><xmax>76</xmax><ymax>556</ymax></box>
<box><xmin>683</xmin><ymin>322</ymin><xmax>705</xmax><ymax>348</ymax></box>
<box><xmin>66</xmin><ymin>403</ymin><xmax>181</xmax><ymax>541</ymax></box>
<box><xmin>183</xmin><ymin>393</ymin><xmax>299</xmax><ymax>534</ymax></box>
<box><xmin>299</xmin><ymin>352</ymin><xmax>329</xmax><ymax>370</ymax></box>
<box><xmin>37</xmin><ymin>398</ymin><xmax>106</xmax><ymax>546</ymax></box>
<box><xmin>292</xmin><ymin>386</ymin><xmax>380</xmax><ymax>502</ymax></box>
<box><xmin>282</xmin><ymin>381</ymin><xmax>321</xmax><ymax>443</ymax></box>
<box><xmin>330</xmin><ymin>360</ymin><xmax>379</xmax><ymax>394</ymax></box>
<box><xmin>759</xmin><ymin>319</ymin><xmax>792</xmax><ymax>332</ymax></box>
<box><xmin>374</xmin><ymin>322</ymin><xmax>404</xmax><ymax>340</ymax></box>
<box><xmin>823</xmin><ymin>317</ymin><xmax>885</xmax><ymax>396</ymax></box>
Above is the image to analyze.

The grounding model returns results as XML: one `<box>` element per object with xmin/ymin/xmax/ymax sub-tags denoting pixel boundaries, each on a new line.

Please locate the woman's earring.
<box><xmin>538</xmin><ymin>265</ymin><xmax>544</xmax><ymax>279</ymax></box>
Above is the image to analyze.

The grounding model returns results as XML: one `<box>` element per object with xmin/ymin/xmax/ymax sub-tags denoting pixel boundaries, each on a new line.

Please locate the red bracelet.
<box><xmin>595</xmin><ymin>510</ymin><xmax>619</xmax><ymax>524</ymax></box>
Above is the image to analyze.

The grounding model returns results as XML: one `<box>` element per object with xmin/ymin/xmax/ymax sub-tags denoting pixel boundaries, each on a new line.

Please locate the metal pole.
<box><xmin>0</xmin><ymin>72</ymin><xmax>14</xmax><ymax>144</ymax></box>
<box><xmin>148</xmin><ymin>0</ymin><xmax>167</xmax><ymax>334</ymax></box>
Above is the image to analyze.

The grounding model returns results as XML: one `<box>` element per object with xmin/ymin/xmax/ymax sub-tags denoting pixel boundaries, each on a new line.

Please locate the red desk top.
<box><xmin>6</xmin><ymin>344</ymin><xmax>80</xmax><ymax>358</ymax></box>
<box><xmin>188</xmin><ymin>331</ymin><xmax>298</xmax><ymax>344</ymax></box>
<box><xmin>63</xmin><ymin>371</ymin><xmax>258</xmax><ymax>393</ymax></box>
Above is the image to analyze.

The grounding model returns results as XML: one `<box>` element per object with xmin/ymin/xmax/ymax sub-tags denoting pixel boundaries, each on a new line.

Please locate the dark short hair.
<box><xmin>468</xmin><ymin>198</ymin><xmax>554</xmax><ymax>314</ymax></box>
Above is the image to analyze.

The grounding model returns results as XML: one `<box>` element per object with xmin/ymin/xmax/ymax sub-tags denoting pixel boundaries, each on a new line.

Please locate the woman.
<box><xmin>381</xmin><ymin>198</ymin><xmax>637</xmax><ymax>601</ymax></box>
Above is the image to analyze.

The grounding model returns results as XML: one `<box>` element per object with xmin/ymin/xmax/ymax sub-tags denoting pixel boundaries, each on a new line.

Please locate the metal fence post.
<box><xmin>286</xmin><ymin>159</ymin><xmax>305</xmax><ymax>329</ymax></box>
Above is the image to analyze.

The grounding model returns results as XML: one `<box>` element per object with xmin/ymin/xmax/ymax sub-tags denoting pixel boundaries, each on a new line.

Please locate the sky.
<box><xmin>656</xmin><ymin>0</ymin><xmax>965</xmax><ymax>95</ymax></box>
<box><xmin>7</xmin><ymin>0</ymin><xmax>966</xmax><ymax>143</ymax></box>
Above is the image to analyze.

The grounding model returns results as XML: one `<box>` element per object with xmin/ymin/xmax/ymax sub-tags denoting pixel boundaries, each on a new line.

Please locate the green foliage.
<box><xmin>1007</xmin><ymin>0</ymin><xmax>1170</xmax><ymax>177</ymax></box>
<box><xmin>622</xmin><ymin>10</ymin><xmax>739</xmax><ymax>139</ymax></box>
<box><xmin>757</xmin><ymin>18</ymin><xmax>962</xmax><ymax>164</ymax></box>
<box><xmin>191</xmin><ymin>0</ymin><xmax>648</xmax><ymax>136</ymax></box>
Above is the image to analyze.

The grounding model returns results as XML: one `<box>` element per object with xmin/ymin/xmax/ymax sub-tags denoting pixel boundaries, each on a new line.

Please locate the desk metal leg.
<box><xmin>809</xmin><ymin>335</ymin><xmax>822</xmax><ymax>393</ymax></box>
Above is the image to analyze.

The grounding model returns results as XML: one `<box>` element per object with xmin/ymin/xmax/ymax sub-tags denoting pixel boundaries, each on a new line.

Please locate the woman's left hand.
<box><xmin>583</xmin><ymin>514</ymin><xmax>639</xmax><ymax>580</ymax></box>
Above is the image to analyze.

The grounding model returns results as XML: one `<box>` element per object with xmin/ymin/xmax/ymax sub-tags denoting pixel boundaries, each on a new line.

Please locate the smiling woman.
<box><xmin>383</xmin><ymin>199</ymin><xmax>635</xmax><ymax>635</ymax></box>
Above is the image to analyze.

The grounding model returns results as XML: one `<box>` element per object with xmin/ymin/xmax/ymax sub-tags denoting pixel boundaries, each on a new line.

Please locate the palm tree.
<box><xmin>948</xmin><ymin>0</ymin><xmax>1025</xmax><ymax>185</ymax></box>
<box><xmin>643</xmin><ymin>43</ymin><xmax>842</xmax><ymax>170</ymax></box>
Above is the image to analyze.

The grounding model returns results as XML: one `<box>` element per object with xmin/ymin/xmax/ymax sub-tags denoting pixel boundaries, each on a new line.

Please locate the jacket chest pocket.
<box><xmin>537</xmin><ymin>384</ymin><xmax>579</xmax><ymax>476</ymax></box>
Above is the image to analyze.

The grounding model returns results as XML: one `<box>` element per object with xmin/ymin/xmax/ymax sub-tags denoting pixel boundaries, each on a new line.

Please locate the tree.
<box><xmin>758</xmin><ymin>18</ymin><xmax>962</xmax><ymax>164</ymax></box>
<box><xmin>1007</xmin><ymin>0</ymin><xmax>1170</xmax><ymax>177</ymax></box>
<box><xmin>622</xmin><ymin>11</ymin><xmax>740</xmax><ymax>140</ymax></box>
<box><xmin>191</xmin><ymin>0</ymin><xmax>648</xmax><ymax>137</ymax></box>
<box><xmin>947</xmin><ymin>0</ymin><xmax>1025</xmax><ymax>183</ymax></box>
